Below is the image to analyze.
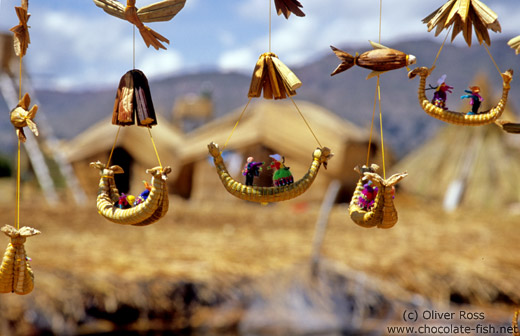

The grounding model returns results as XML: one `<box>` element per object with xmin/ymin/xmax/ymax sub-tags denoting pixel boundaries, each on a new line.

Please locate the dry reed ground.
<box><xmin>0</xmin><ymin>193</ymin><xmax>519</xmax><ymax>331</ymax></box>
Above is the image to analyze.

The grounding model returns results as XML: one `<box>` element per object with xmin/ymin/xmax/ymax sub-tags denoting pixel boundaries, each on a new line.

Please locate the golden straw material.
<box><xmin>0</xmin><ymin>225</ymin><xmax>40</xmax><ymax>295</ymax></box>
<box><xmin>90</xmin><ymin>161</ymin><xmax>171</xmax><ymax>226</ymax></box>
<box><xmin>349</xmin><ymin>164</ymin><xmax>407</xmax><ymax>229</ymax></box>
<box><xmin>207</xmin><ymin>142</ymin><xmax>332</xmax><ymax>204</ymax></box>
<box><xmin>513</xmin><ymin>310</ymin><xmax>519</xmax><ymax>336</ymax></box>
<box><xmin>422</xmin><ymin>0</ymin><xmax>501</xmax><ymax>46</ymax></box>
<box><xmin>10</xmin><ymin>0</ymin><xmax>30</xmax><ymax>57</ymax></box>
<box><xmin>508</xmin><ymin>35</ymin><xmax>520</xmax><ymax>55</ymax></box>
<box><xmin>10</xmin><ymin>92</ymin><xmax>38</xmax><ymax>142</ymax></box>
<box><xmin>274</xmin><ymin>0</ymin><xmax>305</xmax><ymax>19</ymax></box>
<box><xmin>408</xmin><ymin>66</ymin><xmax>513</xmax><ymax>126</ymax></box>
<box><xmin>248</xmin><ymin>52</ymin><xmax>302</xmax><ymax>100</ymax></box>
<box><xmin>93</xmin><ymin>0</ymin><xmax>186</xmax><ymax>50</ymax></box>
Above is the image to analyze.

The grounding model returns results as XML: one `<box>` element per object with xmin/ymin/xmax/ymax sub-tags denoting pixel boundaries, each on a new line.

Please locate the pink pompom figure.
<box><xmin>358</xmin><ymin>181</ymin><xmax>379</xmax><ymax>210</ymax></box>
<box><xmin>431</xmin><ymin>74</ymin><xmax>453</xmax><ymax>110</ymax></box>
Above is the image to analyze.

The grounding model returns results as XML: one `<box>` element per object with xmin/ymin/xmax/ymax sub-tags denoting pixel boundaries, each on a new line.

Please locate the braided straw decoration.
<box><xmin>207</xmin><ymin>142</ymin><xmax>333</xmax><ymax>204</ymax></box>
<box><xmin>90</xmin><ymin>161</ymin><xmax>171</xmax><ymax>226</ymax></box>
<box><xmin>408</xmin><ymin>66</ymin><xmax>513</xmax><ymax>126</ymax></box>
<box><xmin>0</xmin><ymin>225</ymin><xmax>40</xmax><ymax>295</ymax></box>
<box><xmin>349</xmin><ymin>164</ymin><xmax>407</xmax><ymax>229</ymax></box>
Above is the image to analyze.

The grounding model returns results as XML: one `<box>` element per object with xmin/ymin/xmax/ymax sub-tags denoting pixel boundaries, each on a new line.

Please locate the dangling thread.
<box><xmin>106</xmin><ymin>126</ymin><xmax>122</xmax><ymax>167</ymax></box>
<box><xmin>366</xmin><ymin>83</ymin><xmax>378</xmax><ymax>166</ymax></box>
<box><xmin>377</xmin><ymin>76</ymin><xmax>386</xmax><ymax>179</ymax></box>
<box><xmin>268</xmin><ymin>0</ymin><xmax>272</xmax><ymax>53</ymax></box>
<box><xmin>483</xmin><ymin>43</ymin><xmax>502</xmax><ymax>77</ymax></box>
<box><xmin>222</xmin><ymin>98</ymin><xmax>252</xmax><ymax>151</ymax></box>
<box><xmin>431</xmin><ymin>26</ymin><xmax>452</xmax><ymax>70</ymax></box>
<box><xmin>147</xmin><ymin>127</ymin><xmax>163</xmax><ymax>168</ymax></box>
<box><xmin>289</xmin><ymin>96</ymin><xmax>322</xmax><ymax>148</ymax></box>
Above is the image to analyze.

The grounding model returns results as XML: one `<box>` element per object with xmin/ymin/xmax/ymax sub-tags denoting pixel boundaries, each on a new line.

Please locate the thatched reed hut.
<box><xmin>394</xmin><ymin>72</ymin><xmax>520</xmax><ymax>211</ymax></box>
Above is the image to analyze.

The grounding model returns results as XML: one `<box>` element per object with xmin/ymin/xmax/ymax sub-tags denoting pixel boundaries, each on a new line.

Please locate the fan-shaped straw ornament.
<box><xmin>93</xmin><ymin>0</ymin><xmax>186</xmax><ymax>50</ymax></box>
<box><xmin>10</xmin><ymin>92</ymin><xmax>38</xmax><ymax>142</ymax></box>
<box><xmin>248</xmin><ymin>52</ymin><xmax>302</xmax><ymax>100</ymax></box>
<box><xmin>0</xmin><ymin>225</ymin><xmax>40</xmax><ymax>295</ymax></box>
<box><xmin>349</xmin><ymin>164</ymin><xmax>407</xmax><ymax>229</ymax></box>
<box><xmin>274</xmin><ymin>0</ymin><xmax>304</xmax><ymax>19</ymax></box>
<box><xmin>9</xmin><ymin>0</ymin><xmax>30</xmax><ymax>57</ymax></box>
<box><xmin>423</xmin><ymin>0</ymin><xmax>501</xmax><ymax>47</ymax></box>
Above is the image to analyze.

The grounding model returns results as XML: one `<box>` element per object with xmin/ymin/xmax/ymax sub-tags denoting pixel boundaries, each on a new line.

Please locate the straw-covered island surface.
<box><xmin>0</xmin><ymin>195</ymin><xmax>518</xmax><ymax>334</ymax></box>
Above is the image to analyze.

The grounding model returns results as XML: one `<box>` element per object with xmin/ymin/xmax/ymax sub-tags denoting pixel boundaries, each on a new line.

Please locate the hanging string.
<box><xmin>15</xmin><ymin>45</ymin><xmax>24</xmax><ymax>229</ymax></box>
<box><xmin>222</xmin><ymin>98</ymin><xmax>252</xmax><ymax>151</ymax></box>
<box><xmin>268</xmin><ymin>0</ymin><xmax>272</xmax><ymax>53</ymax></box>
<box><xmin>289</xmin><ymin>96</ymin><xmax>322</xmax><ymax>148</ymax></box>
<box><xmin>147</xmin><ymin>128</ymin><xmax>163</xmax><ymax>168</ymax></box>
<box><xmin>377</xmin><ymin>77</ymin><xmax>386</xmax><ymax>179</ymax></box>
<box><xmin>106</xmin><ymin>126</ymin><xmax>122</xmax><ymax>167</ymax></box>
<box><xmin>378</xmin><ymin>0</ymin><xmax>382</xmax><ymax>43</ymax></box>
<box><xmin>133</xmin><ymin>25</ymin><xmax>136</xmax><ymax>69</ymax></box>
<box><xmin>366</xmin><ymin>84</ymin><xmax>378</xmax><ymax>166</ymax></box>
<box><xmin>483</xmin><ymin>43</ymin><xmax>502</xmax><ymax>77</ymax></box>
<box><xmin>431</xmin><ymin>26</ymin><xmax>452</xmax><ymax>70</ymax></box>
<box><xmin>16</xmin><ymin>140</ymin><xmax>21</xmax><ymax>230</ymax></box>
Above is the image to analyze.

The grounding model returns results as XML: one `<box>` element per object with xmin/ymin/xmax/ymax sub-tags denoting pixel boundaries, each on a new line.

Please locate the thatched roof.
<box><xmin>178</xmin><ymin>99</ymin><xmax>374</xmax><ymax>178</ymax></box>
<box><xmin>394</xmin><ymin>72</ymin><xmax>520</xmax><ymax>210</ymax></box>
<box><xmin>63</xmin><ymin>116</ymin><xmax>183</xmax><ymax>176</ymax></box>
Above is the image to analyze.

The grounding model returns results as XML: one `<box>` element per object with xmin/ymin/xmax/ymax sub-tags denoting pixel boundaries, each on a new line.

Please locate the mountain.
<box><xmin>1</xmin><ymin>38</ymin><xmax>518</xmax><ymax>158</ymax></box>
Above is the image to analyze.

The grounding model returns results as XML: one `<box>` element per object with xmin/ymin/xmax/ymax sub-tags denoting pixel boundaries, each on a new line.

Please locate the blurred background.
<box><xmin>0</xmin><ymin>0</ymin><xmax>520</xmax><ymax>335</ymax></box>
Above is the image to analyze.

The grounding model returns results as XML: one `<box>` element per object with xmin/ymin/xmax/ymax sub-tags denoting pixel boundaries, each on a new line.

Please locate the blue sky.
<box><xmin>0</xmin><ymin>0</ymin><xmax>519</xmax><ymax>90</ymax></box>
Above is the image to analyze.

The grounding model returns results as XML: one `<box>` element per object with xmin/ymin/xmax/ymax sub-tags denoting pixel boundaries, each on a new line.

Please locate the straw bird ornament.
<box><xmin>93</xmin><ymin>0</ymin><xmax>186</xmax><ymax>50</ymax></box>
<box><xmin>208</xmin><ymin>142</ymin><xmax>333</xmax><ymax>204</ymax></box>
<box><xmin>10</xmin><ymin>0</ymin><xmax>30</xmax><ymax>57</ymax></box>
<box><xmin>274</xmin><ymin>0</ymin><xmax>304</xmax><ymax>19</ymax></box>
<box><xmin>423</xmin><ymin>0</ymin><xmax>501</xmax><ymax>46</ymax></box>
<box><xmin>408</xmin><ymin>66</ymin><xmax>513</xmax><ymax>126</ymax></box>
<box><xmin>330</xmin><ymin>41</ymin><xmax>416</xmax><ymax>79</ymax></box>
<box><xmin>349</xmin><ymin>164</ymin><xmax>407</xmax><ymax>229</ymax></box>
<box><xmin>10</xmin><ymin>92</ymin><xmax>38</xmax><ymax>143</ymax></box>
<box><xmin>0</xmin><ymin>225</ymin><xmax>40</xmax><ymax>295</ymax></box>
<box><xmin>90</xmin><ymin>161</ymin><xmax>171</xmax><ymax>226</ymax></box>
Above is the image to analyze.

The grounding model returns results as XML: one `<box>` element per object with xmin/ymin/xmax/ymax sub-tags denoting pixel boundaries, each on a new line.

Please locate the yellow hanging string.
<box><xmin>431</xmin><ymin>26</ymin><xmax>452</xmax><ymax>70</ymax></box>
<box><xmin>268</xmin><ymin>0</ymin><xmax>272</xmax><ymax>53</ymax></box>
<box><xmin>289</xmin><ymin>96</ymin><xmax>322</xmax><ymax>148</ymax></box>
<box><xmin>483</xmin><ymin>43</ymin><xmax>502</xmax><ymax>77</ymax></box>
<box><xmin>16</xmin><ymin>139</ymin><xmax>21</xmax><ymax>230</ymax></box>
<box><xmin>366</xmin><ymin>84</ymin><xmax>378</xmax><ymax>166</ymax></box>
<box><xmin>106</xmin><ymin>126</ymin><xmax>122</xmax><ymax>167</ymax></box>
<box><xmin>377</xmin><ymin>77</ymin><xmax>386</xmax><ymax>179</ymax></box>
<box><xmin>222</xmin><ymin>98</ymin><xmax>252</xmax><ymax>151</ymax></box>
<box><xmin>147</xmin><ymin>127</ymin><xmax>163</xmax><ymax>168</ymax></box>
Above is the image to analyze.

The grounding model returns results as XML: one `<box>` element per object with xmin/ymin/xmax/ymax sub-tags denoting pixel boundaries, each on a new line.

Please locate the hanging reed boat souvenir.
<box><xmin>208</xmin><ymin>0</ymin><xmax>331</xmax><ymax>204</ymax></box>
<box><xmin>348</xmin><ymin>165</ymin><xmax>407</xmax><ymax>229</ymax></box>
<box><xmin>91</xmin><ymin>70</ymin><xmax>171</xmax><ymax>226</ymax></box>
<box><xmin>410</xmin><ymin>0</ymin><xmax>515</xmax><ymax>128</ymax></box>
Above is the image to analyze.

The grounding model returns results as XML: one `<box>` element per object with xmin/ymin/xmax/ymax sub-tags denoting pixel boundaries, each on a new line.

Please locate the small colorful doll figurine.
<box><xmin>134</xmin><ymin>181</ymin><xmax>152</xmax><ymax>205</ymax></box>
<box><xmin>242</xmin><ymin>157</ymin><xmax>263</xmax><ymax>186</ymax></box>
<box><xmin>461</xmin><ymin>86</ymin><xmax>483</xmax><ymax>115</ymax></box>
<box><xmin>358</xmin><ymin>181</ymin><xmax>379</xmax><ymax>210</ymax></box>
<box><xmin>116</xmin><ymin>193</ymin><xmax>134</xmax><ymax>209</ymax></box>
<box><xmin>430</xmin><ymin>74</ymin><xmax>453</xmax><ymax>110</ymax></box>
<box><xmin>269</xmin><ymin>154</ymin><xmax>294</xmax><ymax>187</ymax></box>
